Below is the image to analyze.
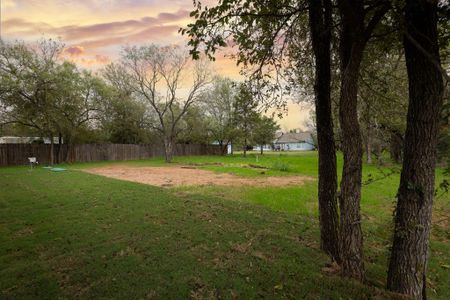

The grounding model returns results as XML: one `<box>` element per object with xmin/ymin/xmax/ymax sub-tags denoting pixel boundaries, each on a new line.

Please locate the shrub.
<box><xmin>271</xmin><ymin>161</ymin><xmax>291</xmax><ymax>172</ymax></box>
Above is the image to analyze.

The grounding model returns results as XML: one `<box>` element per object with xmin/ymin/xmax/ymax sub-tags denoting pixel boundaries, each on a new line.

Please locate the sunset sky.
<box><xmin>0</xmin><ymin>0</ymin><xmax>311</xmax><ymax>130</ymax></box>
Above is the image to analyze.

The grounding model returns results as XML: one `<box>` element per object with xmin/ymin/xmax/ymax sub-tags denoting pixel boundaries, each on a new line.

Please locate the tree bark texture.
<box><xmin>390</xmin><ymin>132</ymin><xmax>403</xmax><ymax>164</ymax></box>
<box><xmin>163</xmin><ymin>136</ymin><xmax>174</xmax><ymax>163</ymax></box>
<box><xmin>387</xmin><ymin>1</ymin><xmax>444</xmax><ymax>298</ymax></box>
<box><xmin>308</xmin><ymin>0</ymin><xmax>340</xmax><ymax>263</ymax></box>
<box><xmin>365</xmin><ymin>124</ymin><xmax>372</xmax><ymax>164</ymax></box>
<box><xmin>337</xmin><ymin>0</ymin><xmax>365</xmax><ymax>280</ymax></box>
<box><xmin>50</xmin><ymin>135</ymin><xmax>55</xmax><ymax>166</ymax></box>
<box><xmin>219</xmin><ymin>141</ymin><xmax>230</xmax><ymax>156</ymax></box>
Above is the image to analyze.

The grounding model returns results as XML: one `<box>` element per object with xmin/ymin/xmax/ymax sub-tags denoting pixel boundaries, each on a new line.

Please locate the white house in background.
<box><xmin>253</xmin><ymin>144</ymin><xmax>273</xmax><ymax>152</ymax></box>
<box><xmin>274</xmin><ymin>132</ymin><xmax>315</xmax><ymax>151</ymax></box>
<box><xmin>253</xmin><ymin>131</ymin><xmax>282</xmax><ymax>152</ymax></box>
<box><xmin>253</xmin><ymin>131</ymin><xmax>315</xmax><ymax>152</ymax></box>
<box><xmin>0</xmin><ymin>136</ymin><xmax>61</xmax><ymax>144</ymax></box>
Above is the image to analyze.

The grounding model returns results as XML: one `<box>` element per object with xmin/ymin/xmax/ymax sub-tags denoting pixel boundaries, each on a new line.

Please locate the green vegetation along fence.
<box><xmin>0</xmin><ymin>143</ymin><xmax>222</xmax><ymax>166</ymax></box>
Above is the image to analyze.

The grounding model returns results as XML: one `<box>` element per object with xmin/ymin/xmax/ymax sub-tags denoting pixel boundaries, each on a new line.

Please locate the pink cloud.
<box><xmin>62</xmin><ymin>46</ymin><xmax>85</xmax><ymax>56</ymax></box>
<box><xmin>3</xmin><ymin>9</ymin><xmax>189</xmax><ymax>41</ymax></box>
<box><xmin>78</xmin><ymin>25</ymin><xmax>180</xmax><ymax>49</ymax></box>
<box><xmin>157</xmin><ymin>9</ymin><xmax>189</xmax><ymax>22</ymax></box>
<box><xmin>1</xmin><ymin>7</ymin><xmax>194</xmax><ymax>68</ymax></box>
<box><xmin>2</xmin><ymin>8</ymin><xmax>190</xmax><ymax>52</ymax></box>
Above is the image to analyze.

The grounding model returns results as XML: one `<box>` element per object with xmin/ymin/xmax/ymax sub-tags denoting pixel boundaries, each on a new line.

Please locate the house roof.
<box><xmin>275</xmin><ymin>132</ymin><xmax>312</xmax><ymax>144</ymax></box>
<box><xmin>274</xmin><ymin>131</ymin><xmax>283</xmax><ymax>139</ymax></box>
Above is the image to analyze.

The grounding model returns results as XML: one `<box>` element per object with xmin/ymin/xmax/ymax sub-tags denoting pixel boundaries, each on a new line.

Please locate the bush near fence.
<box><xmin>0</xmin><ymin>143</ymin><xmax>222</xmax><ymax>166</ymax></box>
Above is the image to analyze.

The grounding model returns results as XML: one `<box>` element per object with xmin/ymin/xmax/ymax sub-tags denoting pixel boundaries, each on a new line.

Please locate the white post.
<box><xmin>28</xmin><ymin>157</ymin><xmax>37</xmax><ymax>171</ymax></box>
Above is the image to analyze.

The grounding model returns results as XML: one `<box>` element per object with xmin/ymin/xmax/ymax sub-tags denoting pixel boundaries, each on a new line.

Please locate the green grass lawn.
<box><xmin>0</xmin><ymin>151</ymin><xmax>448</xmax><ymax>299</ymax></box>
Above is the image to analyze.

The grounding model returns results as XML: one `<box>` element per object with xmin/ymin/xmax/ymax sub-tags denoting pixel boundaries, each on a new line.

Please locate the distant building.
<box><xmin>274</xmin><ymin>132</ymin><xmax>315</xmax><ymax>151</ymax></box>
<box><xmin>0</xmin><ymin>136</ymin><xmax>62</xmax><ymax>144</ymax></box>
<box><xmin>253</xmin><ymin>131</ymin><xmax>315</xmax><ymax>152</ymax></box>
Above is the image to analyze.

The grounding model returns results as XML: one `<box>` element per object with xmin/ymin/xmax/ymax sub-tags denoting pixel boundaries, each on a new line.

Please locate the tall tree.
<box><xmin>359</xmin><ymin>48</ymin><xmax>409</xmax><ymax>165</ymax></box>
<box><xmin>102</xmin><ymin>62</ymin><xmax>151</xmax><ymax>144</ymax></box>
<box><xmin>199</xmin><ymin>76</ymin><xmax>237</xmax><ymax>154</ymax></box>
<box><xmin>308</xmin><ymin>0</ymin><xmax>340</xmax><ymax>263</ymax></box>
<box><xmin>0</xmin><ymin>39</ymin><xmax>104</xmax><ymax>163</ymax></box>
<box><xmin>176</xmin><ymin>105</ymin><xmax>212</xmax><ymax>145</ymax></box>
<box><xmin>52</xmin><ymin>65</ymin><xmax>103</xmax><ymax>147</ymax></box>
<box><xmin>336</xmin><ymin>0</ymin><xmax>390</xmax><ymax>280</ymax></box>
<box><xmin>253</xmin><ymin>115</ymin><xmax>280</xmax><ymax>154</ymax></box>
<box><xmin>233</xmin><ymin>83</ymin><xmax>259</xmax><ymax>157</ymax></box>
<box><xmin>0</xmin><ymin>39</ymin><xmax>103</xmax><ymax>164</ymax></box>
<box><xmin>0</xmin><ymin>39</ymin><xmax>66</xmax><ymax>164</ymax></box>
<box><xmin>387</xmin><ymin>0</ymin><xmax>445</xmax><ymax>298</ymax></box>
<box><xmin>117</xmin><ymin>45</ymin><xmax>210</xmax><ymax>162</ymax></box>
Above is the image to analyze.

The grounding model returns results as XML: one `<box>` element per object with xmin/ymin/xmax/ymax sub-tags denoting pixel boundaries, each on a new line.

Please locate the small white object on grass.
<box><xmin>28</xmin><ymin>157</ymin><xmax>38</xmax><ymax>170</ymax></box>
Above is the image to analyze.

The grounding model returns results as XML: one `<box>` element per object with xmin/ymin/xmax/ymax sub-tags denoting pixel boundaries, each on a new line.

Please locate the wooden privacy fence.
<box><xmin>0</xmin><ymin>143</ymin><xmax>222</xmax><ymax>166</ymax></box>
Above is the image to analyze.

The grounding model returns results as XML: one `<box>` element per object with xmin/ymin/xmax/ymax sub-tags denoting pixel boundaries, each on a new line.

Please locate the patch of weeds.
<box><xmin>271</xmin><ymin>161</ymin><xmax>291</xmax><ymax>172</ymax></box>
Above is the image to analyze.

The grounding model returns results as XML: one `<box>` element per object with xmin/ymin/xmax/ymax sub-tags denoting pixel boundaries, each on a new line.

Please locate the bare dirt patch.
<box><xmin>82</xmin><ymin>165</ymin><xmax>313</xmax><ymax>187</ymax></box>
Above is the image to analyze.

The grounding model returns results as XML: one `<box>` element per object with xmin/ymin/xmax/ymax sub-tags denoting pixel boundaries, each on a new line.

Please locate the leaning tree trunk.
<box><xmin>163</xmin><ymin>136</ymin><xmax>174</xmax><ymax>163</ymax></box>
<box><xmin>308</xmin><ymin>0</ymin><xmax>340</xmax><ymax>263</ymax></box>
<box><xmin>387</xmin><ymin>1</ymin><xmax>444</xmax><ymax>298</ymax></box>
<box><xmin>337</xmin><ymin>0</ymin><xmax>366</xmax><ymax>280</ymax></box>
<box><xmin>338</xmin><ymin>49</ymin><xmax>365</xmax><ymax>280</ymax></box>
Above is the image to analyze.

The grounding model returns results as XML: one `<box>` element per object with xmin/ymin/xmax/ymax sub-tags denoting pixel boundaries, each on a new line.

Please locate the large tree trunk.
<box><xmin>389</xmin><ymin>131</ymin><xmax>403</xmax><ymax>163</ymax></box>
<box><xmin>56</xmin><ymin>132</ymin><xmax>62</xmax><ymax>164</ymax></box>
<box><xmin>387</xmin><ymin>1</ymin><xmax>444</xmax><ymax>298</ymax></box>
<box><xmin>337</xmin><ymin>0</ymin><xmax>365</xmax><ymax>280</ymax></box>
<box><xmin>308</xmin><ymin>0</ymin><xmax>340</xmax><ymax>263</ymax></box>
<box><xmin>376</xmin><ymin>143</ymin><xmax>384</xmax><ymax>166</ymax></box>
<box><xmin>338</xmin><ymin>49</ymin><xmax>365</xmax><ymax>281</ymax></box>
<box><xmin>260</xmin><ymin>145</ymin><xmax>263</xmax><ymax>155</ymax></box>
<box><xmin>243</xmin><ymin>137</ymin><xmax>247</xmax><ymax>157</ymax></box>
<box><xmin>63</xmin><ymin>134</ymin><xmax>73</xmax><ymax>163</ymax></box>
<box><xmin>49</xmin><ymin>135</ymin><xmax>55</xmax><ymax>166</ymax></box>
<box><xmin>163</xmin><ymin>136</ymin><xmax>174</xmax><ymax>163</ymax></box>
<box><xmin>219</xmin><ymin>140</ymin><xmax>228</xmax><ymax>156</ymax></box>
<box><xmin>219</xmin><ymin>140</ymin><xmax>224</xmax><ymax>154</ymax></box>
